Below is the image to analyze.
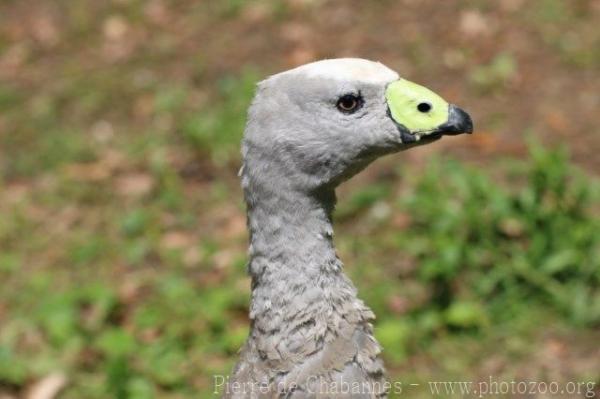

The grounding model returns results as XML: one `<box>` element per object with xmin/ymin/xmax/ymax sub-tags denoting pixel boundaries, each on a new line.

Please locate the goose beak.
<box><xmin>385</xmin><ymin>79</ymin><xmax>474</xmax><ymax>143</ymax></box>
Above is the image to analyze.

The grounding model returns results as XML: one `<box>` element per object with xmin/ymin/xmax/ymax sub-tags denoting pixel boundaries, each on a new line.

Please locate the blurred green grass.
<box><xmin>1</xmin><ymin>0</ymin><xmax>600</xmax><ymax>398</ymax></box>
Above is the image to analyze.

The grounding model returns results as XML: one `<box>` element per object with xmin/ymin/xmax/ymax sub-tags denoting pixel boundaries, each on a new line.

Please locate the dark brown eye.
<box><xmin>336</xmin><ymin>94</ymin><xmax>361</xmax><ymax>113</ymax></box>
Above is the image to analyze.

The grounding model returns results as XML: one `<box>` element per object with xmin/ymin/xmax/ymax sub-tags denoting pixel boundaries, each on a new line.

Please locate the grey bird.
<box><xmin>223</xmin><ymin>58</ymin><xmax>473</xmax><ymax>398</ymax></box>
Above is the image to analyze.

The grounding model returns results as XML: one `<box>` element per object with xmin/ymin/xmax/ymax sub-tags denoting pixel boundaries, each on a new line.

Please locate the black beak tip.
<box><xmin>439</xmin><ymin>105</ymin><xmax>474</xmax><ymax>135</ymax></box>
<box><xmin>457</xmin><ymin>106</ymin><xmax>474</xmax><ymax>134</ymax></box>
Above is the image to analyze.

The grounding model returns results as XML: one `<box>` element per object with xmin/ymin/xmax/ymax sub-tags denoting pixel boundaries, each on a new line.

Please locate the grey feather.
<box><xmin>223</xmin><ymin>59</ymin><xmax>459</xmax><ymax>398</ymax></box>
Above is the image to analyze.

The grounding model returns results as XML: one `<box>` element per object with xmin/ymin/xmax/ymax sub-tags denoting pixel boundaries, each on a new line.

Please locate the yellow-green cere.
<box><xmin>385</xmin><ymin>79</ymin><xmax>449</xmax><ymax>134</ymax></box>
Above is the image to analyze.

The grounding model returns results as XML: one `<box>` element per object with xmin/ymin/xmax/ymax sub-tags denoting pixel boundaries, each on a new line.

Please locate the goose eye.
<box><xmin>336</xmin><ymin>94</ymin><xmax>361</xmax><ymax>113</ymax></box>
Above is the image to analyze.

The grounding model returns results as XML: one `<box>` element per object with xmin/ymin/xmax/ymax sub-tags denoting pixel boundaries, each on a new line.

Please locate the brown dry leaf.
<box><xmin>102</xmin><ymin>40</ymin><xmax>135</xmax><ymax>62</ymax></box>
<box><xmin>280</xmin><ymin>22</ymin><xmax>311</xmax><ymax>43</ymax></box>
<box><xmin>139</xmin><ymin>327</ymin><xmax>161</xmax><ymax>343</ymax></box>
<box><xmin>480</xmin><ymin>355</ymin><xmax>506</xmax><ymax>375</ymax></box>
<box><xmin>545</xmin><ymin>338</ymin><xmax>567</xmax><ymax>357</ymax></box>
<box><xmin>50</xmin><ymin>205</ymin><xmax>80</xmax><ymax>234</ymax></box>
<box><xmin>387</xmin><ymin>295</ymin><xmax>410</xmax><ymax>315</ymax></box>
<box><xmin>25</xmin><ymin>372</ymin><xmax>67</xmax><ymax>399</ymax></box>
<box><xmin>287</xmin><ymin>0</ymin><xmax>323</xmax><ymax>9</ymax></box>
<box><xmin>90</xmin><ymin>120</ymin><xmax>114</xmax><ymax>143</ymax></box>
<box><xmin>118</xmin><ymin>278</ymin><xmax>142</xmax><ymax>303</ymax></box>
<box><xmin>499</xmin><ymin>0</ymin><xmax>525</xmax><ymax>12</ymax></box>
<box><xmin>213</xmin><ymin>250</ymin><xmax>235</xmax><ymax>270</ymax></box>
<box><xmin>144</xmin><ymin>0</ymin><xmax>171</xmax><ymax>25</ymax></box>
<box><xmin>102</xmin><ymin>15</ymin><xmax>136</xmax><ymax>61</ymax></box>
<box><xmin>283</xmin><ymin>27</ymin><xmax>317</xmax><ymax>65</ymax></box>
<box><xmin>103</xmin><ymin>15</ymin><xmax>129</xmax><ymax>41</ymax></box>
<box><xmin>241</xmin><ymin>3</ymin><xmax>272</xmax><ymax>23</ymax></box>
<box><xmin>468</xmin><ymin>131</ymin><xmax>500</xmax><ymax>153</ymax></box>
<box><xmin>544</xmin><ymin>110</ymin><xmax>569</xmax><ymax>135</ymax></box>
<box><xmin>459</xmin><ymin>10</ymin><xmax>493</xmax><ymax>37</ymax></box>
<box><xmin>99</xmin><ymin>149</ymin><xmax>127</xmax><ymax>170</ymax></box>
<box><xmin>65</xmin><ymin>149</ymin><xmax>125</xmax><ymax>182</ymax></box>
<box><xmin>31</xmin><ymin>16</ymin><xmax>60</xmax><ymax>47</ymax></box>
<box><xmin>183</xmin><ymin>246</ymin><xmax>201</xmax><ymax>267</ymax></box>
<box><xmin>114</xmin><ymin>173</ymin><xmax>154</xmax><ymax>197</ymax></box>
<box><xmin>287</xmin><ymin>47</ymin><xmax>316</xmax><ymax>67</ymax></box>
<box><xmin>220</xmin><ymin>213</ymin><xmax>247</xmax><ymax>240</ymax></box>
<box><xmin>161</xmin><ymin>231</ymin><xmax>194</xmax><ymax>250</ymax></box>
<box><xmin>391</xmin><ymin>212</ymin><xmax>411</xmax><ymax>230</ymax></box>
<box><xmin>3</xmin><ymin>182</ymin><xmax>31</xmax><ymax>205</ymax></box>
<box><xmin>0</xmin><ymin>44</ymin><xmax>30</xmax><ymax>76</ymax></box>
<box><xmin>65</xmin><ymin>163</ymin><xmax>110</xmax><ymax>182</ymax></box>
<box><xmin>133</xmin><ymin>94</ymin><xmax>155</xmax><ymax>119</ymax></box>
<box><xmin>200</xmin><ymin>268</ymin><xmax>226</xmax><ymax>286</ymax></box>
<box><xmin>443</xmin><ymin>49</ymin><xmax>466</xmax><ymax>69</ymax></box>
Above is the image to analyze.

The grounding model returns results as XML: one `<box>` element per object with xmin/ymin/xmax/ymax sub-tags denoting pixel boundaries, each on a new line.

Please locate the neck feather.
<box><xmin>241</xmin><ymin>168</ymin><xmax>370</xmax><ymax>331</ymax></box>
<box><xmin>246</xmin><ymin>184</ymin><xmax>337</xmax><ymax>282</ymax></box>
<box><xmin>236</xmin><ymin>161</ymin><xmax>384</xmax><ymax>391</ymax></box>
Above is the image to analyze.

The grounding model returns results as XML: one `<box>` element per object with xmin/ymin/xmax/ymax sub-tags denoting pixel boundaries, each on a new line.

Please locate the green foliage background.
<box><xmin>1</xmin><ymin>1</ymin><xmax>599</xmax><ymax>398</ymax></box>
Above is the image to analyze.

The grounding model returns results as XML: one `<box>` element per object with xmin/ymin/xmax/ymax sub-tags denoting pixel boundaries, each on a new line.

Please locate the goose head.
<box><xmin>242</xmin><ymin>58</ymin><xmax>473</xmax><ymax>191</ymax></box>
